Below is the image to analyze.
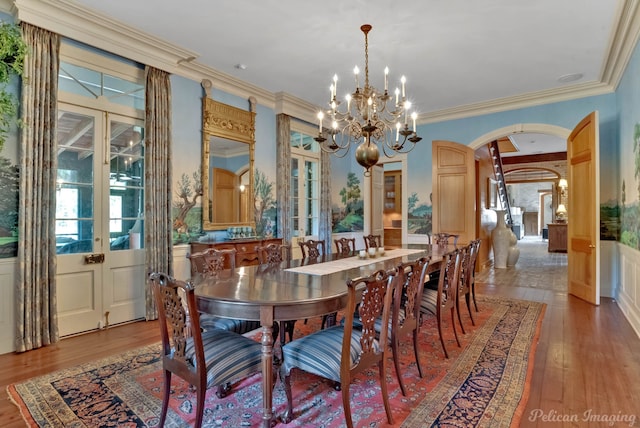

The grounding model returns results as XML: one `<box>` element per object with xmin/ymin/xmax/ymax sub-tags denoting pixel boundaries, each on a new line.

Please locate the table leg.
<box><xmin>260</xmin><ymin>308</ymin><xmax>275</xmax><ymax>428</ymax></box>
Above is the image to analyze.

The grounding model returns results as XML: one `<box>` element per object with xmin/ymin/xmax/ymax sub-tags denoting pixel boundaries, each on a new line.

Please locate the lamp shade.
<box><xmin>558</xmin><ymin>178</ymin><xmax>568</xmax><ymax>188</ymax></box>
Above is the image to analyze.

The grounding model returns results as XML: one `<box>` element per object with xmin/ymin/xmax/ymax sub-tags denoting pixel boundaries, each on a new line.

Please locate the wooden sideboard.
<box><xmin>547</xmin><ymin>223</ymin><xmax>567</xmax><ymax>252</ymax></box>
<box><xmin>190</xmin><ymin>237</ymin><xmax>282</xmax><ymax>268</ymax></box>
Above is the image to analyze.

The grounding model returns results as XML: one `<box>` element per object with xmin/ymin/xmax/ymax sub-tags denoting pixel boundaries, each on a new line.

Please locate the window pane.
<box><xmin>56</xmin><ymin>110</ymin><xmax>95</xmax><ymax>254</ymax></box>
<box><xmin>110</xmin><ymin>121</ymin><xmax>145</xmax><ymax>251</ymax></box>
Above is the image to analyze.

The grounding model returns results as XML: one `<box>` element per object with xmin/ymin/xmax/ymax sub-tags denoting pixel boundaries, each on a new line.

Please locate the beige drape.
<box><xmin>144</xmin><ymin>66</ymin><xmax>173</xmax><ymax>320</ymax></box>
<box><xmin>276</xmin><ymin>114</ymin><xmax>291</xmax><ymax>244</ymax></box>
<box><xmin>16</xmin><ymin>23</ymin><xmax>60</xmax><ymax>352</ymax></box>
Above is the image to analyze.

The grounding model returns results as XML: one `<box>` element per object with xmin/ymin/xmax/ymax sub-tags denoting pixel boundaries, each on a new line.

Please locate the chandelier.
<box><xmin>314</xmin><ymin>24</ymin><xmax>421</xmax><ymax>175</ymax></box>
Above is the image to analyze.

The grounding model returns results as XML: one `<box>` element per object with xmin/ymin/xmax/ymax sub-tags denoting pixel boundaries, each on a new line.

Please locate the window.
<box><xmin>290</xmin><ymin>126</ymin><xmax>320</xmax><ymax>239</ymax></box>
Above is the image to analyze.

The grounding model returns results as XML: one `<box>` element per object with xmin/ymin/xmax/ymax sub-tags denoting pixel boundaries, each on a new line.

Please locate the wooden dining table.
<box><xmin>195</xmin><ymin>243</ymin><xmax>453</xmax><ymax>427</ymax></box>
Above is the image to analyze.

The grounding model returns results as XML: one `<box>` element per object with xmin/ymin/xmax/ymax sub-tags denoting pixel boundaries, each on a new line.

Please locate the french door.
<box><xmin>56</xmin><ymin>103</ymin><xmax>146</xmax><ymax>336</ymax></box>
<box><xmin>290</xmin><ymin>153</ymin><xmax>320</xmax><ymax>260</ymax></box>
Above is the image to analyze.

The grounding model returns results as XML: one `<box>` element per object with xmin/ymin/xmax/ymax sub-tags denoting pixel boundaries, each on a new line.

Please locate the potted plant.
<box><xmin>0</xmin><ymin>22</ymin><xmax>27</xmax><ymax>151</ymax></box>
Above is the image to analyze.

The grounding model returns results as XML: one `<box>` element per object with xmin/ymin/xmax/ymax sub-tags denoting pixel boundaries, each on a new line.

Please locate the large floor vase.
<box><xmin>492</xmin><ymin>209</ymin><xmax>511</xmax><ymax>269</ymax></box>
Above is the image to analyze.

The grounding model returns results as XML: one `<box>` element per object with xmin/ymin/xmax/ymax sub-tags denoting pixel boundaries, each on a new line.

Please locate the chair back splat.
<box><xmin>334</xmin><ymin>237</ymin><xmax>356</xmax><ymax>256</ymax></box>
<box><xmin>298</xmin><ymin>239</ymin><xmax>326</xmax><ymax>259</ymax></box>
<box><xmin>150</xmin><ymin>272</ymin><xmax>264</xmax><ymax>428</ymax></box>
<box><xmin>363</xmin><ymin>234</ymin><xmax>382</xmax><ymax>250</ymax></box>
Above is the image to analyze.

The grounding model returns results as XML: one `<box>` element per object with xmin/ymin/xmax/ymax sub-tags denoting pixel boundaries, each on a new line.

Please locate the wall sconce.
<box><xmin>239</xmin><ymin>184</ymin><xmax>246</xmax><ymax>192</ymax></box>
<box><xmin>556</xmin><ymin>178</ymin><xmax>568</xmax><ymax>222</ymax></box>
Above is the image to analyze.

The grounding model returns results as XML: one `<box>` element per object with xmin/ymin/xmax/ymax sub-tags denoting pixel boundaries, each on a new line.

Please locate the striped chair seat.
<box><xmin>200</xmin><ymin>315</ymin><xmax>260</xmax><ymax>335</ymax></box>
<box><xmin>186</xmin><ymin>328</ymin><xmax>263</xmax><ymax>388</ymax></box>
<box><xmin>282</xmin><ymin>325</ymin><xmax>380</xmax><ymax>383</ymax></box>
<box><xmin>421</xmin><ymin>288</ymin><xmax>439</xmax><ymax>315</ymax></box>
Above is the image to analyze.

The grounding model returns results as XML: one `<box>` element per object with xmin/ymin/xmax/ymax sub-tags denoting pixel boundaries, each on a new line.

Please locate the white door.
<box><xmin>56</xmin><ymin>104</ymin><xmax>145</xmax><ymax>336</ymax></box>
<box><xmin>290</xmin><ymin>152</ymin><xmax>320</xmax><ymax>259</ymax></box>
<box><xmin>567</xmin><ymin>111</ymin><xmax>600</xmax><ymax>305</ymax></box>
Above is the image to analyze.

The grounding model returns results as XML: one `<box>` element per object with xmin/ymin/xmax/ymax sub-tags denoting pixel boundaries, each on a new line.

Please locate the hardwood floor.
<box><xmin>1</xmin><ymin>238</ymin><xmax>639</xmax><ymax>427</ymax></box>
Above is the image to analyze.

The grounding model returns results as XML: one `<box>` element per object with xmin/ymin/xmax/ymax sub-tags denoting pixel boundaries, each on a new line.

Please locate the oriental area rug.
<box><xmin>8</xmin><ymin>295</ymin><xmax>545</xmax><ymax>427</ymax></box>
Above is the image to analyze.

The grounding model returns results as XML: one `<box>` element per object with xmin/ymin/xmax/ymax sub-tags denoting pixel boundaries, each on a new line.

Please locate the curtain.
<box><xmin>319</xmin><ymin>150</ymin><xmax>332</xmax><ymax>250</ymax></box>
<box><xmin>144</xmin><ymin>66</ymin><xmax>173</xmax><ymax>320</ymax></box>
<box><xmin>276</xmin><ymin>114</ymin><xmax>291</xmax><ymax>246</ymax></box>
<box><xmin>16</xmin><ymin>24</ymin><xmax>60</xmax><ymax>352</ymax></box>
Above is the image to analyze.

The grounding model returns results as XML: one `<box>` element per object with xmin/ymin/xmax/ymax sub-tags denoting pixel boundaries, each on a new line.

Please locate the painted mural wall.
<box><xmin>616</xmin><ymin>37</ymin><xmax>640</xmax><ymax>250</ymax></box>
<box><xmin>0</xmin><ymin>12</ymin><xmax>19</xmax><ymax>259</ymax></box>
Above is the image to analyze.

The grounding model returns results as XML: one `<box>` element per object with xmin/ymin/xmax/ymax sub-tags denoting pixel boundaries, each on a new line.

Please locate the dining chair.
<box><xmin>457</xmin><ymin>240</ymin><xmax>482</xmax><ymax>329</ymax></box>
<box><xmin>390</xmin><ymin>257</ymin><xmax>430</xmax><ymax>395</ymax></box>
<box><xmin>420</xmin><ymin>248</ymin><xmax>463</xmax><ymax>358</ymax></box>
<box><xmin>433</xmin><ymin>232</ymin><xmax>459</xmax><ymax>247</ymax></box>
<box><xmin>363</xmin><ymin>234</ymin><xmax>382</xmax><ymax>251</ymax></box>
<box><xmin>455</xmin><ymin>244</ymin><xmax>473</xmax><ymax>334</ymax></box>
<box><xmin>298</xmin><ymin>238</ymin><xmax>325</xmax><ymax>259</ymax></box>
<box><xmin>280</xmin><ymin>268</ymin><xmax>400</xmax><ymax>428</ymax></box>
<box><xmin>334</xmin><ymin>237</ymin><xmax>356</xmax><ymax>256</ymax></box>
<box><xmin>469</xmin><ymin>239</ymin><xmax>482</xmax><ymax>312</ymax></box>
<box><xmin>187</xmin><ymin>248</ymin><xmax>261</xmax><ymax>335</ymax></box>
<box><xmin>255</xmin><ymin>242</ymin><xmax>297</xmax><ymax>346</ymax></box>
<box><xmin>256</xmin><ymin>241</ymin><xmax>291</xmax><ymax>264</ymax></box>
<box><xmin>149</xmin><ymin>272</ymin><xmax>266</xmax><ymax>428</ymax></box>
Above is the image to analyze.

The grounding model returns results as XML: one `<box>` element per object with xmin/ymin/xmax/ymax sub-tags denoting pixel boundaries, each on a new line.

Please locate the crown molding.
<box><xmin>419</xmin><ymin>80</ymin><xmax>614</xmax><ymax>124</ymax></box>
<box><xmin>274</xmin><ymin>92</ymin><xmax>319</xmax><ymax>125</ymax></box>
<box><xmin>0</xmin><ymin>0</ymin><xmax>14</xmax><ymax>15</ymax></box>
<box><xmin>600</xmin><ymin>0</ymin><xmax>640</xmax><ymax>88</ymax></box>
<box><xmin>14</xmin><ymin>0</ymin><xmax>198</xmax><ymax>71</ymax></box>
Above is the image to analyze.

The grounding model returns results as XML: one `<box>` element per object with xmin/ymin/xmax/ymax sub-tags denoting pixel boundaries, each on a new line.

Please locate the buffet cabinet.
<box><xmin>190</xmin><ymin>237</ymin><xmax>282</xmax><ymax>268</ymax></box>
<box><xmin>547</xmin><ymin>223</ymin><xmax>567</xmax><ymax>253</ymax></box>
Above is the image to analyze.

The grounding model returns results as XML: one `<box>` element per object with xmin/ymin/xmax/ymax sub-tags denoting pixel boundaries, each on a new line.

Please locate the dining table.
<box><xmin>194</xmin><ymin>243</ymin><xmax>454</xmax><ymax>427</ymax></box>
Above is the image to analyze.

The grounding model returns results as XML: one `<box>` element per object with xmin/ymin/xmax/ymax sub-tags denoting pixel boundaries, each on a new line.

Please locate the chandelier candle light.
<box><xmin>314</xmin><ymin>24</ymin><xmax>421</xmax><ymax>175</ymax></box>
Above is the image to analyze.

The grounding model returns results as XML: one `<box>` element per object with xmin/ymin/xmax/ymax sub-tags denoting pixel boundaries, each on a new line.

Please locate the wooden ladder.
<box><xmin>488</xmin><ymin>140</ymin><xmax>513</xmax><ymax>227</ymax></box>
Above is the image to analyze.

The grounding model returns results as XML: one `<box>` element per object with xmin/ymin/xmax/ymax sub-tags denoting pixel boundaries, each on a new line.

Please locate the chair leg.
<box><xmin>378</xmin><ymin>359</ymin><xmax>394</xmax><ymax>425</ymax></box>
<box><xmin>342</xmin><ymin>383</ymin><xmax>354</xmax><ymax>428</ymax></box>
<box><xmin>456</xmin><ymin>294</ymin><xmax>467</xmax><ymax>335</ymax></box>
<box><xmin>391</xmin><ymin>336</ymin><xmax>407</xmax><ymax>396</ymax></box>
<box><xmin>472</xmin><ymin>283</ymin><xmax>479</xmax><ymax>312</ymax></box>
<box><xmin>280</xmin><ymin>367</ymin><xmax>294</xmax><ymax>424</ymax></box>
<box><xmin>451</xmin><ymin>308</ymin><xmax>461</xmax><ymax>348</ymax></box>
<box><xmin>465</xmin><ymin>293</ymin><xmax>476</xmax><ymax>325</ymax></box>
<box><xmin>412</xmin><ymin>328</ymin><xmax>424</xmax><ymax>378</ymax></box>
<box><xmin>436</xmin><ymin>315</ymin><xmax>449</xmax><ymax>359</ymax></box>
<box><xmin>195</xmin><ymin>383</ymin><xmax>206</xmax><ymax>428</ymax></box>
<box><xmin>160</xmin><ymin>370</ymin><xmax>171</xmax><ymax>428</ymax></box>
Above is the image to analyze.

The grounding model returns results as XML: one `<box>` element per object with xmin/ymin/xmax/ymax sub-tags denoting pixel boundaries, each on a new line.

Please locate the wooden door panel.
<box><xmin>567</xmin><ymin>111</ymin><xmax>600</xmax><ymax>305</ymax></box>
<box><xmin>432</xmin><ymin>141</ymin><xmax>476</xmax><ymax>245</ymax></box>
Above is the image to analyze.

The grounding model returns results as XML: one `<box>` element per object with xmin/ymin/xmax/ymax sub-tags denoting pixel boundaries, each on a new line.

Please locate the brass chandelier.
<box><xmin>314</xmin><ymin>24</ymin><xmax>421</xmax><ymax>175</ymax></box>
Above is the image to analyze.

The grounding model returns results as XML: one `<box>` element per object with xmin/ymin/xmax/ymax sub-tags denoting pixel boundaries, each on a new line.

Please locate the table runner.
<box><xmin>284</xmin><ymin>248</ymin><xmax>424</xmax><ymax>276</ymax></box>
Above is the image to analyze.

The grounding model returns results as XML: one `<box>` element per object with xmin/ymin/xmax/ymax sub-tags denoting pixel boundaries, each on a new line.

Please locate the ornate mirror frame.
<box><xmin>201</xmin><ymin>79</ymin><xmax>256</xmax><ymax>230</ymax></box>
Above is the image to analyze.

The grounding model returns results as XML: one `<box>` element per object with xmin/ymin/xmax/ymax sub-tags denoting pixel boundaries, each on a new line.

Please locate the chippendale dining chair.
<box><xmin>363</xmin><ymin>234</ymin><xmax>382</xmax><ymax>251</ymax></box>
<box><xmin>149</xmin><ymin>272</ymin><xmax>266</xmax><ymax>428</ymax></box>
<box><xmin>298</xmin><ymin>238</ymin><xmax>325</xmax><ymax>259</ymax></box>
<box><xmin>456</xmin><ymin>241</ymin><xmax>481</xmax><ymax>331</ymax></box>
<box><xmin>432</xmin><ymin>232</ymin><xmax>459</xmax><ymax>247</ymax></box>
<box><xmin>280</xmin><ymin>268</ymin><xmax>400</xmax><ymax>428</ymax></box>
<box><xmin>255</xmin><ymin>241</ymin><xmax>296</xmax><ymax>346</ymax></box>
<box><xmin>334</xmin><ymin>237</ymin><xmax>356</xmax><ymax>256</ymax></box>
<box><xmin>420</xmin><ymin>248</ymin><xmax>463</xmax><ymax>358</ymax></box>
<box><xmin>187</xmin><ymin>248</ymin><xmax>261</xmax><ymax>336</ymax></box>
<box><xmin>390</xmin><ymin>257</ymin><xmax>430</xmax><ymax>395</ymax></box>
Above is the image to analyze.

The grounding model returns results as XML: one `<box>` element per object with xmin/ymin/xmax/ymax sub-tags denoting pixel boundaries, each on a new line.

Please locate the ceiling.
<box><xmin>65</xmin><ymin>1</ymin><xmax>629</xmax><ymax>155</ymax></box>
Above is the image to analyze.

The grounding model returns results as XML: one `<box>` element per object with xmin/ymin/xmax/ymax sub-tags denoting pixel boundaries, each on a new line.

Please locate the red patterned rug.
<box><xmin>7</xmin><ymin>295</ymin><xmax>544</xmax><ymax>427</ymax></box>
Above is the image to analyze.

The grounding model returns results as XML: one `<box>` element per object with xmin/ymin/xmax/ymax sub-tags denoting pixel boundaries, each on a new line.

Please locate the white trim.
<box><xmin>468</xmin><ymin>123</ymin><xmax>572</xmax><ymax>149</ymax></box>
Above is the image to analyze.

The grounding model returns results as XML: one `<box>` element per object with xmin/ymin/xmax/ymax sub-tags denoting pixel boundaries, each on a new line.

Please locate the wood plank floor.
<box><xmin>1</xmin><ymin>237</ymin><xmax>639</xmax><ymax>427</ymax></box>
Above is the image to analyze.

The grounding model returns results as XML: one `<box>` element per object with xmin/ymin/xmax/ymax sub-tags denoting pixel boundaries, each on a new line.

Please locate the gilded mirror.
<box><xmin>201</xmin><ymin>79</ymin><xmax>256</xmax><ymax>230</ymax></box>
